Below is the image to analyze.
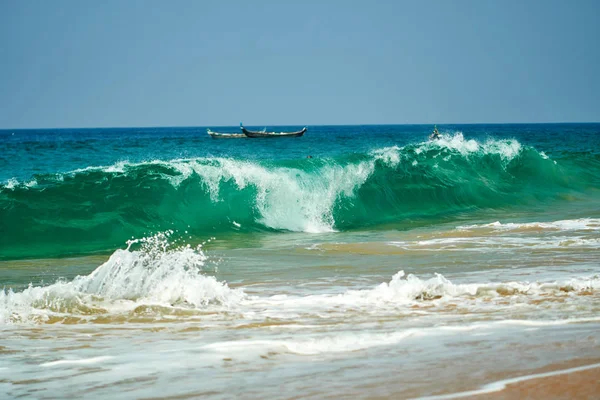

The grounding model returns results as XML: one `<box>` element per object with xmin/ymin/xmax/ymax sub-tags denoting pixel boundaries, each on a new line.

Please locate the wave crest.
<box><xmin>0</xmin><ymin>136</ymin><xmax>580</xmax><ymax>259</ymax></box>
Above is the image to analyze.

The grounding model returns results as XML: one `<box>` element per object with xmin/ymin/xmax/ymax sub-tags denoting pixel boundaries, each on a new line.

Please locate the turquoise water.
<box><xmin>2</xmin><ymin>124</ymin><xmax>599</xmax><ymax>260</ymax></box>
<box><xmin>1</xmin><ymin>124</ymin><xmax>599</xmax><ymax>398</ymax></box>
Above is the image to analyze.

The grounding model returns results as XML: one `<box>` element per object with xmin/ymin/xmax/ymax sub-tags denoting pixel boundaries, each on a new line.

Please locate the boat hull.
<box><xmin>241</xmin><ymin>127</ymin><xmax>307</xmax><ymax>138</ymax></box>
<box><xmin>207</xmin><ymin>130</ymin><xmax>246</xmax><ymax>139</ymax></box>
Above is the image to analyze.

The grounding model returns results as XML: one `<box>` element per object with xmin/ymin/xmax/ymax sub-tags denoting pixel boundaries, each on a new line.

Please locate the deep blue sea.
<box><xmin>1</xmin><ymin>124</ymin><xmax>599</xmax><ymax>398</ymax></box>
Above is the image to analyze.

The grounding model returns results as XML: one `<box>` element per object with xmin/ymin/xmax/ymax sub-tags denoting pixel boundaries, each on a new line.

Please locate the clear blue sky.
<box><xmin>0</xmin><ymin>0</ymin><xmax>598</xmax><ymax>128</ymax></box>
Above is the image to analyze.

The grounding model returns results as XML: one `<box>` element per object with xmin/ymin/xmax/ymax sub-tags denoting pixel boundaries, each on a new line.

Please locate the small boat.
<box><xmin>240</xmin><ymin>123</ymin><xmax>307</xmax><ymax>138</ymax></box>
<box><xmin>207</xmin><ymin>129</ymin><xmax>246</xmax><ymax>139</ymax></box>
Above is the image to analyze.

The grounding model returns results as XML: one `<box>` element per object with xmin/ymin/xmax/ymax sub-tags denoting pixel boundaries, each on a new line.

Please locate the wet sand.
<box><xmin>473</xmin><ymin>367</ymin><xmax>600</xmax><ymax>399</ymax></box>
<box><xmin>443</xmin><ymin>359</ymin><xmax>600</xmax><ymax>400</ymax></box>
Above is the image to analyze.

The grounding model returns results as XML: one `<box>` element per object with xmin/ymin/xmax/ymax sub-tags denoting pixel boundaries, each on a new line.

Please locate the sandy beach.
<box><xmin>481</xmin><ymin>370</ymin><xmax>599</xmax><ymax>399</ymax></box>
<box><xmin>419</xmin><ymin>359</ymin><xmax>600</xmax><ymax>400</ymax></box>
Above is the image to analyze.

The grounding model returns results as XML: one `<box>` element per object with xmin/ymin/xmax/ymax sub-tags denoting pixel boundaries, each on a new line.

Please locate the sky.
<box><xmin>0</xmin><ymin>0</ymin><xmax>599</xmax><ymax>128</ymax></box>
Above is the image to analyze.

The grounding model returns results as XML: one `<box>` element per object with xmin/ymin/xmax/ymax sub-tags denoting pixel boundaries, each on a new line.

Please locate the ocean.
<box><xmin>1</xmin><ymin>124</ymin><xmax>599</xmax><ymax>398</ymax></box>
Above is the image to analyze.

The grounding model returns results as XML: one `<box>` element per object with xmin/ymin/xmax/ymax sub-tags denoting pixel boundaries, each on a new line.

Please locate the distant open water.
<box><xmin>1</xmin><ymin>124</ymin><xmax>599</xmax><ymax>399</ymax></box>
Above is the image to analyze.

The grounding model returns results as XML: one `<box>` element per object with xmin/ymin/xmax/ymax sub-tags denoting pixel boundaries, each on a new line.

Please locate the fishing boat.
<box><xmin>240</xmin><ymin>123</ymin><xmax>307</xmax><ymax>138</ymax></box>
<box><xmin>207</xmin><ymin>129</ymin><xmax>246</xmax><ymax>139</ymax></box>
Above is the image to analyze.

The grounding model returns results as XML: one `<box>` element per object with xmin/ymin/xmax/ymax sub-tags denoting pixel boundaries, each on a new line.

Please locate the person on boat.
<box><xmin>429</xmin><ymin>125</ymin><xmax>441</xmax><ymax>140</ymax></box>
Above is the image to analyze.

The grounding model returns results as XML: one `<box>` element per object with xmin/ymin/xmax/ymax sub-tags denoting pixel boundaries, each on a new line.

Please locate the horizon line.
<box><xmin>1</xmin><ymin>121</ymin><xmax>599</xmax><ymax>131</ymax></box>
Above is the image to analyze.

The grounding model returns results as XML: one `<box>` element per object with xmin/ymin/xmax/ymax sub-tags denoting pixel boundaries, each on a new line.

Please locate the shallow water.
<box><xmin>1</xmin><ymin>124</ymin><xmax>599</xmax><ymax>398</ymax></box>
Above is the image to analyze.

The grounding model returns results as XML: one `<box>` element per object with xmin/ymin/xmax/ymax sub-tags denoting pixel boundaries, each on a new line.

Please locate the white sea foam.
<box><xmin>3</xmin><ymin>178</ymin><xmax>19</xmax><ymax>190</ymax></box>
<box><xmin>177</xmin><ymin>157</ymin><xmax>374</xmax><ymax>233</ymax></box>
<box><xmin>429</xmin><ymin>132</ymin><xmax>481</xmax><ymax>155</ymax></box>
<box><xmin>390</xmin><ymin>217</ymin><xmax>600</xmax><ymax>252</ymax></box>
<box><xmin>0</xmin><ymin>232</ymin><xmax>244</xmax><ymax>324</ymax></box>
<box><xmin>244</xmin><ymin>270</ymin><xmax>600</xmax><ymax>319</ymax></box>
<box><xmin>342</xmin><ymin>271</ymin><xmax>476</xmax><ymax>305</ymax></box>
<box><xmin>389</xmin><ymin>235</ymin><xmax>600</xmax><ymax>252</ymax></box>
<box><xmin>371</xmin><ymin>133</ymin><xmax>531</xmax><ymax>172</ymax></box>
<box><xmin>372</xmin><ymin>145</ymin><xmax>403</xmax><ymax>167</ymax></box>
<box><xmin>346</xmin><ymin>271</ymin><xmax>600</xmax><ymax>305</ymax></box>
<box><xmin>3</xmin><ymin>177</ymin><xmax>38</xmax><ymax>189</ymax></box>
<box><xmin>425</xmin><ymin>132</ymin><xmax>523</xmax><ymax>162</ymax></box>
<box><xmin>41</xmin><ymin>356</ymin><xmax>114</xmax><ymax>367</ymax></box>
<box><xmin>69</xmin><ymin>160</ymin><xmax>129</xmax><ymax>175</ymax></box>
<box><xmin>2</xmin><ymin>254</ymin><xmax>598</xmax><ymax>325</ymax></box>
<box><xmin>457</xmin><ymin>218</ymin><xmax>600</xmax><ymax>232</ymax></box>
<box><xmin>202</xmin><ymin>316</ymin><xmax>600</xmax><ymax>357</ymax></box>
<box><xmin>203</xmin><ymin>330</ymin><xmax>419</xmax><ymax>355</ymax></box>
<box><xmin>395</xmin><ymin>131</ymin><xmax>528</xmax><ymax>169</ymax></box>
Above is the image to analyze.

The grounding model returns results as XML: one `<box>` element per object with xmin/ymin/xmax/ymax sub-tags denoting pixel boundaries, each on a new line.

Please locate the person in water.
<box><xmin>429</xmin><ymin>125</ymin><xmax>441</xmax><ymax>140</ymax></box>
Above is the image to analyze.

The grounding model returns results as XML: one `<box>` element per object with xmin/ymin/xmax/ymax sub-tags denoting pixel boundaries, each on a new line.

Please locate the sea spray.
<box><xmin>0</xmin><ymin>232</ymin><xmax>244</xmax><ymax>324</ymax></box>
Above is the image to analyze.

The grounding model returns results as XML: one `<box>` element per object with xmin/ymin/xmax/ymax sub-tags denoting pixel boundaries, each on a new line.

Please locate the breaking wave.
<box><xmin>3</xmin><ymin>236</ymin><xmax>598</xmax><ymax>324</ymax></box>
<box><xmin>0</xmin><ymin>232</ymin><xmax>244</xmax><ymax>324</ymax></box>
<box><xmin>0</xmin><ymin>134</ymin><xmax>593</xmax><ymax>259</ymax></box>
